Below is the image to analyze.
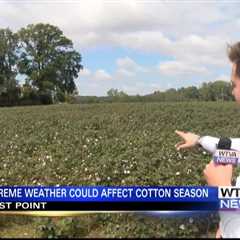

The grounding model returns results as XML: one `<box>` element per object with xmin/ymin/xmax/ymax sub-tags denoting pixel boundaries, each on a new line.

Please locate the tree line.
<box><xmin>0</xmin><ymin>23</ymin><xmax>83</xmax><ymax>106</ymax></box>
<box><xmin>76</xmin><ymin>80</ymin><xmax>234</xmax><ymax>103</ymax></box>
<box><xmin>0</xmin><ymin>23</ymin><xmax>234</xmax><ymax>106</ymax></box>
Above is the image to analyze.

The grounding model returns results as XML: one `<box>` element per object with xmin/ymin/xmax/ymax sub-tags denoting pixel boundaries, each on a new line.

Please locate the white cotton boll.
<box><xmin>179</xmin><ymin>224</ymin><xmax>185</xmax><ymax>230</ymax></box>
<box><xmin>96</xmin><ymin>177</ymin><xmax>101</xmax><ymax>182</ymax></box>
<box><xmin>189</xmin><ymin>218</ymin><xmax>194</xmax><ymax>224</ymax></box>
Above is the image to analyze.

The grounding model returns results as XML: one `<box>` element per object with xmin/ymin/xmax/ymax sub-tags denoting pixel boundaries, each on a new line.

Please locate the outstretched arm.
<box><xmin>198</xmin><ymin>136</ymin><xmax>219</xmax><ymax>154</ymax></box>
<box><xmin>175</xmin><ymin>130</ymin><xmax>240</xmax><ymax>154</ymax></box>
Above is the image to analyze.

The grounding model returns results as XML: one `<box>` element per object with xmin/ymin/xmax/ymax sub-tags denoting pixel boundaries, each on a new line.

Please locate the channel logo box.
<box><xmin>213</xmin><ymin>149</ymin><xmax>240</xmax><ymax>165</ymax></box>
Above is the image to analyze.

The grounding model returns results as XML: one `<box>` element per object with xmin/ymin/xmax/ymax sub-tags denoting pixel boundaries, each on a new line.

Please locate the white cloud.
<box><xmin>111</xmin><ymin>31</ymin><xmax>172</xmax><ymax>55</ymax></box>
<box><xmin>116</xmin><ymin>56</ymin><xmax>147</xmax><ymax>77</ymax></box>
<box><xmin>94</xmin><ymin>69</ymin><xmax>112</xmax><ymax>81</ymax></box>
<box><xmin>159</xmin><ymin>61</ymin><xmax>209</xmax><ymax>76</ymax></box>
<box><xmin>0</xmin><ymin>1</ymin><xmax>236</xmax><ymax>44</ymax></box>
<box><xmin>173</xmin><ymin>35</ymin><xmax>228</xmax><ymax>67</ymax></box>
<box><xmin>1</xmin><ymin>0</ymin><xmax>238</xmax><ymax>95</ymax></box>
<box><xmin>0</xmin><ymin>1</ymin><xmax>237</xmax><ymax>66</ymax></box>
<box><xmin>117</xmin><ymin>57</ymin><xmax>140</xmax><ymax>71</ymax></box>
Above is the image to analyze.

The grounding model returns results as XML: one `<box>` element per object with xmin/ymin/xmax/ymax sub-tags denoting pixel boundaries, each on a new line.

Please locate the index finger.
<box><xmin>175</xmin><ymin>130</ymin><xmax>186</xmax><ymax>138</ymax></box>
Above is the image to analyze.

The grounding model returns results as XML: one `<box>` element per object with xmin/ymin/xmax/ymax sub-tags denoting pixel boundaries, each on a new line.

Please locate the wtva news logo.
<box><xmin>219</xmin><ymin>187</ymin><xmax>240</xmax><ymax>210</ymax></box>
<box><xmin>213</xmin><ymin>149</ymin><xmax>240</xmax><ymax>165</ymax></box>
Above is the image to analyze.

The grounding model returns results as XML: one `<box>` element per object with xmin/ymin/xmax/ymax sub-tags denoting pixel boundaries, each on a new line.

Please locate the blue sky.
<box><xmin>82</xmin><ymin>47</ymin><xmax>168</xmax><ymax>74</ymax></box>
<box><xmin>0</xmin><ymin>0</ymin><xmax>239</xmax><ymax>96</ymax></box>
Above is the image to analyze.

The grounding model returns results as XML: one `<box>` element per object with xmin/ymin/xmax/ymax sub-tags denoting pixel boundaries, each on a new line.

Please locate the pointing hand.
<box><xmin>175</xmin><ymin>130</ymin><xmax>200</xmax><ymax>151</ymax></box>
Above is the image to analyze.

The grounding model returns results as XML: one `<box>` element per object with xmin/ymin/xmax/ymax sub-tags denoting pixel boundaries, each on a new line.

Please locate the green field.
<box><xmin>1</xmin><ymin>102</ymin><xmax>239</xmax><ymax>238</ymax></box>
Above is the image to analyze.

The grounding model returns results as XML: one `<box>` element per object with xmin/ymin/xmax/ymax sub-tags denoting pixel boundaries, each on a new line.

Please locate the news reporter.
<box><xmin>203</xmin><ymin>161</ymin><xmax>240</xmax><ymax>239</ymax></box>
<box><xmin>175</xmin><ymin>42</ymin><xmax>240</xmax><ymax>238</ymax></box>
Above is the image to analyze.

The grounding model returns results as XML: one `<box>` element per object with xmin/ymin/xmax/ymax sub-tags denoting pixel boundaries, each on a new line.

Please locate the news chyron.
<box><xmin>1</xmin><ymin>186</ymin><xmax>240</xmax><ymax>214</ymax></box>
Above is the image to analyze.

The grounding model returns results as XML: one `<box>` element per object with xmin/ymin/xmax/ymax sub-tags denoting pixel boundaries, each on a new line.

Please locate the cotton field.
<box><xmin>1</xmin><ymin>102</ymin><xmax>239</xmax><ymax>237</ymax></box>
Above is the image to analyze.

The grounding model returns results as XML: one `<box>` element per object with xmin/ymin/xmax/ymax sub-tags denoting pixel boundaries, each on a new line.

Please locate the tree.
<box><xmin>210</xmin><ymin>80</ymin><xmax>232</xmax><ymax>101</ymax></box>
<box><xmin>182</xmin><ymin>86</ymin><xmax>199</xmax><ymax>100</ymax></box>
<box><xmin>107</xmin><ymin>88</ymin><xmax>119</xmax><ymax>97</ymax></box>
<box><xmin>107</xmin><ymin>88</ymin><xmax>128</xmax><ymax>97</ymax></box>
<box><xmin>17</xmin><ymin>23</ymin><xmax>83</xmax><ymax>97</ymax></box>
<box><xmin>165</xmin><ymin>88</ymin><xmax>178</xmax><ymax>101</ymax></box>
<box><xmin>0</xmin><ymin>28</ymin><xmax>19</xmax><ymax>105</ymax></box>
<box><xmin>198</xmin><ymin>81</ymin><xmax>233</xmax><ymax>101</ymax></box>
<box><xmin>199</xmin><ymin>82</ymin><xmax>215</xmax><ymax>101</ymax></box>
